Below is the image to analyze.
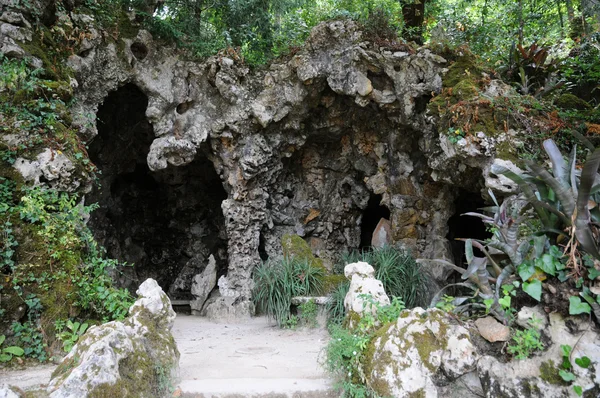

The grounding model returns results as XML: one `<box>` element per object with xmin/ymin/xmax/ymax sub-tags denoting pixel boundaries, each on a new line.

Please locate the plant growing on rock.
<box><xmin>253</xmin><ymin>256</ymin><xmax>324</xmax><ymax>327</ymax></box>
<box><xmin>428</xmin><ymin>138</ymin><xmax>600</xmax><ymax>325</ymax></box>
<box><xmin>0</xmin><ymin>335</ymin><xmax>24</xmax><ymax>363</ymax></box>
<box><xmin>324</xmin><ymin>294</ymin><xmax>405</xmax><ymax>397</ymax></box>
<box><xmin>336</xmin><ymin>246</ymin><xmax>427</xmax><ymax>309</ymax></box>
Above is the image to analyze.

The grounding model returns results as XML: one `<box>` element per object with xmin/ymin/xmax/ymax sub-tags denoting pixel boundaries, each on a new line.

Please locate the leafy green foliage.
<box><xmin>324</xmin><ymin>294</ymin><xmax>405</xmax><ymax>397</ymax></box>
<box><xmin>0</xmin><ymin>335</ymin><xmax>25</xmax><ymax>363</ymax></box>
<box><xmin>55</xmin><ymin>319</ymin><xmax>89</xmax><ymax>353</ymax></box>
<box><xmin>557</xmin><ymin>344</ymin><xmax>589</xmax><ymax>396</ymax></box>
<box><xmin>298</xmin><ymin>299</ymin><xmax>318</xmax><ymax>328</ymax></box>
<box><xmin>11</xmin><ymin>321</ymin><xmax>47</xmax><ymax>362</ymax></box>
<box><xmin>253</xmin><ymin>256</ymin><xmax>324</xmax><ymax>327</ymax></box>
<box><xmin>507</xmin><ymin>322</ymin><xmax>544</xmax><ymax>359</ymax></box>
<box><xmin>569</xmin><ymin>296</ymin><xmax>591</xmax><ymax>315</ymax></box>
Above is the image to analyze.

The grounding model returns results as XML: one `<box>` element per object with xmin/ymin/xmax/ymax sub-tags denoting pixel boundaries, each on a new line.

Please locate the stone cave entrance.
<box><xmin>86</xmin><ymin>83</ymin><xmax>228</xmax><ymax>300</ymax></box>
<box><xmin>360</xmin><ymin>193</ymin><xmax>391</xmax><ymax>249</ymax></box>
<box><xmin>446</xmin><ymin>188</ymin><xmax>490</xmax><ymax>269</ymax></box>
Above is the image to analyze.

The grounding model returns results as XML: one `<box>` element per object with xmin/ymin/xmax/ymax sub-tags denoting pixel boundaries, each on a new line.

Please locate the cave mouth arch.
<box><xmin>446</xmin><ymin>188</ymin><xmax>491</xmax><ymax>268</ymax></box>
<box><xmin>360</xmin><ymin>193</ymin><xmax>391</xmax><ymax>249</ymax></box>
<box><xmin>86</xmin><ymin>83</ymin><xmax>228</xmax><ymax>300</ymax></box>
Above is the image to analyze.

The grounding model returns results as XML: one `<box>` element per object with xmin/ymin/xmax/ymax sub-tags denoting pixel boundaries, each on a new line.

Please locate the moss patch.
<box><xmin>281</xmin><ymin>234</ymin><xmax>327</xmax><ymax>275</ymax></box>
<box><xmin>539</xmin><ymin>360</ymin><xmax>567</xmax><ymax>386</ymax></box>
<box><xmin>555</xmin><ymin>93</ymin><xmax>591</xmax><ymax>110</ymax></box>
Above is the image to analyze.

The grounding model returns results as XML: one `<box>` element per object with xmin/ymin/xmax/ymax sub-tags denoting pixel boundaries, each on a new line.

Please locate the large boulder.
<box><xmin>363</xmin><ymin>308</ymin><xmax>478</xmax><ymax>397</ymax></box>
<box><xmin>47</xmin><ymin>279</ymin><xmax>180</xmax><ymax>398</ymax></box>
<box><xmin>477</xmin><ymin>311</ymin><xmax>600</xmax><ymax>397</ymax></box>
<box><xmin>343</xmin><ymin>262</ymin><xmax>389</xmax><ymax>329</ymax></box>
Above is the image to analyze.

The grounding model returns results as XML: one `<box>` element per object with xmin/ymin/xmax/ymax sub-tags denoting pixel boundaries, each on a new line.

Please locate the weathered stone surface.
<box><xmin>515</xmin><ymin>305</ymin><xmax>548</xmax><ymax>330</ymax></box>
<box><xmin>344</xmin><ymin>262</ymin><xmax>389</xmax><ymax>328</ymax></box>
<box><xmin>364</xmin><ymin>308</ymin><xmax>478</xmax><ymax>397</ymax></box>
<box><xmin>475</xmin><ymin>316</ymin><xmax>510</xmax><ymax>342</ymax></box>
<box><xmin>14</xmin><ymin>148</ymin><xmax>84</xmax><ymax>192</ymax></box>
<box><xmin>478</xmin><ymin>312</ymin><xmax>600</xmax><ymax>397</ymax></box>
<box><xmin>0</xmin><ymin>384</ymin><xmax>21</xmax><ymax>398</ymax></box>
<box><xmin>190</xmin><ymin>254</ymin><xmax>218</xmax><ymax>314</ymax></box>
<box><xmin>3</xmin><ymin>5</ymin><xmax>528</xmax><ymax>315</ymax></box>
<box><xmin>47</xmin><ymin>279</ymin><xmax>179</xmax><ymax>398</ymax></box>
<box><xmin>371</xmin><ymin>218</ymin><xmax>392</xmax><ymax>248</ymax></box>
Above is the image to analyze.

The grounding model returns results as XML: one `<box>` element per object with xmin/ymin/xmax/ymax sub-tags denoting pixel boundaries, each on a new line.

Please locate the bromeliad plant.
<box><xmin>428</xmin><ymin>138</ymin><xmax>600</xmax><ymax>324</ymax></box>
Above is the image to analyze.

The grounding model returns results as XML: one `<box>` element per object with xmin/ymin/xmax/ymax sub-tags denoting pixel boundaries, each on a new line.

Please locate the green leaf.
<box><xmin>561</xmin><ymin>344</ymin><xmax>572</xmax><ymax>358</ymax></box>
<box><xmin>559</xmin><ymin>370</ymin><xmax>576</xmax><ymax>382</ymax></box>
<box><xmin>0</xmin><ymin>335</ymin><xmax>5</xmax><ymax>346</ymax></box>
<box><xmin>535</xmin><ymin>254</ymin><xmax>557</xmax><ymax>276</ymax></box>
<box><xmin>569</xmin><ymin>296</ymin><xmax>592</xmax><ymax>315</ymax></box>
<box><xmin>573</xmin><ymin>385</ymin><xmax>583</xmax><ymax>396</ymax></box>
<box><xmin>522</xmin><ymin>280</ymin><xmax>542</xmax><ymax>301</ymax></box>
<box><xmin>518</xmin><ymin>261</ymin><xmax>535</xmax><ymax>281</ymax></box>
<box><xmin>588</xmin><ymin>268</ymin><xmax>600</xmax><ymax>280</ymax></box>
<box><xmin>3</xmin><ymin>346</ymin><xmax>24</xmax><ymax>356</ymax></box>
<box><xmin>575</xmin><ymin>356</ymin><xmax>591</xmax><ymax>369</ymax></box>
<box><xmin>0</xmin><ymin>353</ymin><xmax>11</xmax><ymax>362</ymax></box>
<box><xmin>498</xmin><ymin>295</ymin><xmax>511</xmax><ymax>310</ymax></box>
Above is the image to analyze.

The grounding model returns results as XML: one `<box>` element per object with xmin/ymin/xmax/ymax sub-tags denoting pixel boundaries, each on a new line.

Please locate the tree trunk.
<box><xmin>518</xmin><ymin>0</ymin><xmax>524</xmax><ymax>45</ymax></box>
<box><xmin>402</xmin><ymin>0</ymin><xmax>426</xmax><ymax>45</ymax></box>
<box><xmin>566</xmin><ymin>0</ymin><xmax>574</xmax><ymax>21</ymax></box>
<box><xmin>557</xmin><ymin>0</ymin><xmax>564</xmax><ymax>35</ymax></box>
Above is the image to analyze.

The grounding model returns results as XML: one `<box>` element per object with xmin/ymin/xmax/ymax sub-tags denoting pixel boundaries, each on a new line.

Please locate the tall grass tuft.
<box><xmin>334</xmin><ymin>246</ymin><xmax>427</xmax><ymax>309</ymax></box>
<box><xmin>326</xmin><ymin>280</ymin><xmax>350</xmax><ymax>325</ymax></box>
<box><xmin>253</xmin><ymin>257</ymin><xmax>324</xmax><ymax>327</ymax></box>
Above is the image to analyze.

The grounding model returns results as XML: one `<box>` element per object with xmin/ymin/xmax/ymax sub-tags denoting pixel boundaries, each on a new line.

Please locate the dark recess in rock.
<box><xmin>360</xmin><ymin>194</ymin><xmax>391</xmax><ymax>249</ymax></box>
<box><xmin>130</xmin><ymin>41</ymin><xmax>149</xmax><ymax>60</ymax></box>
<box><xmin>446</xmin><ymin>188</ymin><xmax>490</xmax><ymax>268</ymax></box>
<box><xmin>86</xmin><ymin>83</ymin><xmax>228</xmax><ymax>299</ymax></box>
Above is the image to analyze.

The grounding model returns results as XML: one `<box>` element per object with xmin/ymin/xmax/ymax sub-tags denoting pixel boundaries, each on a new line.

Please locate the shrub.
<box><xmin>253</xmin><ymin>257</ymin><xmax>324</xmax><ymax>327</ymax></box>
<box><xmin>335</xmin><ymin>246</ymin><xmax>427</xmax><ymax>308</ymax></box>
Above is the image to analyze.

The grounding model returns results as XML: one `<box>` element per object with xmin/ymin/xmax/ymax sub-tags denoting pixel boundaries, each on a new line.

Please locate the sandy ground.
<box><xmin>0</xmin><ymin>315</ymin><xmax>336</xmax><ymax>396</ymax></box>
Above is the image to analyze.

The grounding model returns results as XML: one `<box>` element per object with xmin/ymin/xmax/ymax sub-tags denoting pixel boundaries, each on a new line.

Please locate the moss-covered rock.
<box><xmin>281</xmin><ymin>234</ymin><xmax>326</xmax><ymax>272</ymax></box>
<box><xmin>363</xmin><ymin>308</ymin><xmax>477</xmax><ymax>397</ymax></box>
<box><xmin>47</xmin><ymin>279</ymin><xmax>179</xmax><ymax>398</ymax></box>
<box><xmin>555</xmin><ymin>93</ymin><xmax>592</xmax><ymax>110</ymax></box>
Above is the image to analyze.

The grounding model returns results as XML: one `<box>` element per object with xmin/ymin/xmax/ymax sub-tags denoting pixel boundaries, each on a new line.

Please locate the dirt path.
<box><xmin>0</xmin><ymin>315</ymin><xmax>336</xmax><ymax>397</ymax></box>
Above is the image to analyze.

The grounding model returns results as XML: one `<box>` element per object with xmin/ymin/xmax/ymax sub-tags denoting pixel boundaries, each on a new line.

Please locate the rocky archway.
<box><xmin>86</xmin><ymin>84</ymin><xmax>228</xmax><ymax>300</ymax></box>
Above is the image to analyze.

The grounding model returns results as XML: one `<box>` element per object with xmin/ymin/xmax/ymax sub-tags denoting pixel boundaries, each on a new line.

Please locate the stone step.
<box><xmin>171</xmin><ymin>300</ymin><xmax>191</xmax><ymax>306</ymax></box>
<box><xmin>178</xmin><ymin>378</ymin><xmax>340</xmax><ymax>398</ymax></box>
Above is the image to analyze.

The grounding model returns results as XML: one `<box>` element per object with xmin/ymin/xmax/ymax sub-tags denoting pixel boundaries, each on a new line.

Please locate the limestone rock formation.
<box><xmin>363</xmin><ymin>308</ymin><xmax>478</xmax><ymax>397</ymax></box>
<box><xmin>47</xmin><ymin>279</ymin><xmax>179</xmax><ymax>398</ymax></box>
<box><xmin>13</xmin><ymin>149</ymin><xmax>82</xmax><ymax>192</ymax></box>
<box><xmin>1</xmin><ymin>2</ymin><xmax>527</xmax><ymax>316</ymax></box>
<box><xmin>0</xmin><ymin>384</ymin><xmax>21</xmax><ymax>398</ymax></box>
<box><xmin>478</xmin><ymin>312</ymin><xmax>600</xmax><ymax>397</ymax></box>
<box><xmin>344</xmin><ymin>261</ymin><xmax>389</xmax><ymax>328</ymax></box>
<box><xmin>190</xmin><ymin>254</ymin><xmax>218</xmax><ymax>315</ymax></box>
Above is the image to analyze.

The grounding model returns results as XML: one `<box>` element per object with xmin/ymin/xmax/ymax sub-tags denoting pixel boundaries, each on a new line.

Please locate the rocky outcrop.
<box><xmin>2</xmin><ymin>1</ymin><xmax>521</xmax><ymax>314</ymax></box>
<box><xmin>344</xmin><ymin>261</ymin><xmax>389</xmax><ymax>329</ymax></box>
<box><xmin>477</xmin><ymin>310</ymin><xmax>600</xmax><ymax>398</ymax></box>
<box><xmin>47</xmin><ymin>279</ymin><xmax>179</xmax><ymax>398</ymax></box>
<box><xmin>363</xmin><ymin>308</ymin><xmax>478</xmax><ymax>397</ymax></box>
<box><xmin>190</xmin><ymin>255</ymin><xmax>218</xmax><ymax>315</ymax></box>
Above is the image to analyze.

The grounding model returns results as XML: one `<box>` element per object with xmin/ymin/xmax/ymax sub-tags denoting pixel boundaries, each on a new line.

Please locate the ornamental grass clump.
<box><xmin>253</xmin><ymin>256</ymin><xmax>324</xmax><ymax>327</ymax></box>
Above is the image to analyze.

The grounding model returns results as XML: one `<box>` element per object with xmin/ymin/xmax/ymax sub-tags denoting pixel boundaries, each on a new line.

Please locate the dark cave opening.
<box><xmin>86</xmin><ymin>83</ymin><xmax>228</xmax><ymax>300</ymax></box>
<box><xmin>446</xmin><ymin>189</ymin><xmax>491</xmax><ymax>269</ymax></box>
<box><xmin>360</xmin><ymin>193</ymin><xmax>391</xmax><ymax>249</ymax></box>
